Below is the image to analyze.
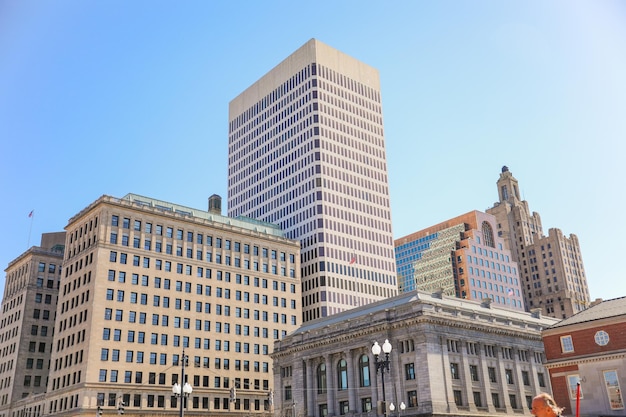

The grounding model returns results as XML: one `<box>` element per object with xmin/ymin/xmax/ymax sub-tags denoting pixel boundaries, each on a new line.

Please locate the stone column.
<box><xmin>477</xmin><ymin>343</ymin><xmax>496</xmax><ymax>413</ymax></box>
<box><xmin>496</xmin><ymin>345</ymin><xmax>512</xmax><ymax>410</ymax></box>
<box><xmin>512</xmin><ymin>349</ymin><xmax>530</xmax><ymax>413</ymax></box>
<box><xmin>325</xmin><ymin>354</ymin><xmax>336</xmax><ymax>416</ymax></box>
<box><xmin>440</xmin><ymin>337</ymin><xmax>458</xmax><ymax>414</ymax></box>
<box><xmin>306</xmin><ymin>358</ymin><xmax>316</xmax><ymax>417</ymax></box>
<box><xmin>459</xmin><ymin>341</ymin><xmax>477</xmax><ymax>412</ymax></box>
<box><xmin>345</xmin><ymin>350</ymin><xmax>358</xmax><ymax>412</ymax></box>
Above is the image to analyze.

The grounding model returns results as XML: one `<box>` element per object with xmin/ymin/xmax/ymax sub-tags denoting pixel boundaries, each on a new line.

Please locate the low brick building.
<box><xmin>542</xmin><ymin>296</ymin><xmax>626</xmax><ymax>416</ymax></box>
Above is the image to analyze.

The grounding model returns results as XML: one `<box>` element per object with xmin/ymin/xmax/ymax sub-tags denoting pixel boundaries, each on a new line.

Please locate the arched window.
<box><xmin>337</xmin><ymin>359</ymin><xmax>348</xmax><ymax>390</ymax></box>
<box><xmin>482</xmin><ymin>221</ymin><xmax>495</xmax><ymax>248</ymax></box>
<box><xmin>359</xmin><ymin>355</ymin><xmax>371</xmax><ymax>387</ymax></box>
<box><xmin>317</xmin><ymin>363</ymin><xmax>327</xmax><ymax>394</ymax></box>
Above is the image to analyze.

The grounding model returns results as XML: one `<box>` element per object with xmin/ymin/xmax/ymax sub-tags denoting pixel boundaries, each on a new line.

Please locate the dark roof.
<box><xmin>548</xmin><ymin>296</ymin><xmax>626</xmax><ymax>329</ymax></box>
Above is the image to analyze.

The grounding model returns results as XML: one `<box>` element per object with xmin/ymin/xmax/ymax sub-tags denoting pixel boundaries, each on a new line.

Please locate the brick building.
<box><xmin>542</xmin><ymin>297</ymin><xmax>626</xmax><ymax>416</ymax></box>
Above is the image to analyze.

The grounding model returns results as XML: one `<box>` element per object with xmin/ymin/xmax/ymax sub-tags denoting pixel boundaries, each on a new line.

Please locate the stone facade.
<box><xmin>0</xmin><ymin>232</ymin><xmax>65</xmax><ymax>417</ymax></box>
<box><xmin>487</xmin><ymin>167</ymin><xmax>590</xmax><ymax>318</ymax></box>
<box><xmin>271</xmin><ymin>291</ymin><xmax>559</xmax><ymax>417</ymax></box>
<box><xmin>3</xmin><ymin>194</ymin><xmax>301</xmax><ymax>417</ymax></box>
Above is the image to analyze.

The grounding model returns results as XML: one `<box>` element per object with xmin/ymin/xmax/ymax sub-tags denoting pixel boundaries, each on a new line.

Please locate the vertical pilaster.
<box><xmin>459</xmin><ymin>342</ymin><xmax>476</xmax><ymax>412</ymax></box>
<box><xmin>440</xmin><ymin>337</ymin><xmax>458</xmax><ymax>414</ymax></box>
<box><xmin>306</xmin><ymin>359</ymin><xmax>315</xmax><ymax>417</ymax></box>
<box><xmin>325</xmin><ymin>355</ymin><xmax>335</xmax><ymax>416</ymax></box>
<box><xmin>345</xmin><ymin>350</ymin><xmax>357</xmax><ymax>412</ymax></box>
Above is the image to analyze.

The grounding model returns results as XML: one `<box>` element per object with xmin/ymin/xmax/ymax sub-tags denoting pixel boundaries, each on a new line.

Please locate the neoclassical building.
<box><xmin>271</xmin><ymin>291</ymin><xmax>559</xmax><ymax>417</ymax></box>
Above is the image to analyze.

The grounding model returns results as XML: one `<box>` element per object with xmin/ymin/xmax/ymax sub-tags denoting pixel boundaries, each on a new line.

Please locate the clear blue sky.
<box><xmin>1</xmin><ymin>1</ymin><xmax>624</xmax><ymax>302</ymax></box>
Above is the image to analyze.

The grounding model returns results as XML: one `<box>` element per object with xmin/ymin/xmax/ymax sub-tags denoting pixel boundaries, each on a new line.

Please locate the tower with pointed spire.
<box><xmin>487</xmin><ymin>167</ymin><xmax>590</xmax><ymax>318</ymax></box>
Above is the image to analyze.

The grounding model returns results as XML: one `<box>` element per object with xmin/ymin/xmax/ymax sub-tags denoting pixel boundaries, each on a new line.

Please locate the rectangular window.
<box><xmin>505</xmin><ymin>369</ymin><xmax>514</xmax><ymax>385</ymax></box>
<box><xmin>450</xmin><ymin>363</ymin><xmax>460</xmax><ymax>379</ymax></box>
<box><xmin>537</xmin><ymin>372</ymin><xmax>546</xmax><ymax>388</ymax></box>
<box><xmin>339</xmin><ymin>400</ymin><xmax>348</xmax><ymax>415</ymax></box>
<box><xmin>491</xmin><ymin>393</ymin><xmax>500</xmax><ymax>409</ymax></box>
<box><xmin>522</xmin><ymin>370</ymin><xmax>530</xmax><ymax>386</ymax></box>
<box><xmin>453</xmin><ymin>390</ymin><xmax>463</xmax><ymax>406</ymax></box>
<box><xmin>473</xmin><ymin>392</ymin><xmax>482</xmax><ymax>407</ymax></box>
<box><xmin>603</xmin><ymin>370</ymin><xmax>624</xmax><ymax>410</ymax></box>
<box><xmin>404</xmin><ymin>363</ymin><xmax>415</xmax><ymax>380</ymax></box>
<box><xmin>560</xmin><ymin>335</ymin><xmax>574</xmax><ymax>353</ymax></box>
<box><xmin>469</xmin><ymin>364</ymin><xmax>479</xmax><ymax>382</ymax></box>
<box><xmin>568</xmin><ymin>375</ymin><xmax>583</xmax><ymax>399</ymax></box>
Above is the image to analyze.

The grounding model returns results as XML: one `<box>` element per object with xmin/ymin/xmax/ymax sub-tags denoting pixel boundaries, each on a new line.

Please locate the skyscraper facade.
<box><xmin>0</xmin><ymin>232</ymin><xmax>65</xmax><ymax>417</ymax></box>
<box><xmin>228</xmin><ymin>39</ymin><xmax>397</xmax><ymax>321</ymax></box>
<box><xmin>487</xmin><ymin>167</ymin><xmax>590</xmax><ymax>318</ymax></box>
<box><xmin>395</xmin><ymin>211</ymin><xmax>524</xmax><ymax>311</ymax></box>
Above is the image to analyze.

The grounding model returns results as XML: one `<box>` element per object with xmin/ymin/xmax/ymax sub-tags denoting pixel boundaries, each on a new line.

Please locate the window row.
<box><xmin>107</xmin><ymin>270</ymin><xmax>296</xmax><ymax>293</ymax></box>
<box><xmin>108</xmin><ymin>251</ymin><xmax>295</xmax><ymax>277</ymax></box>
<box><xmin>110</xmin><ymin>216</ymin><xmax>295</xmax><ymax>260</ymax></box>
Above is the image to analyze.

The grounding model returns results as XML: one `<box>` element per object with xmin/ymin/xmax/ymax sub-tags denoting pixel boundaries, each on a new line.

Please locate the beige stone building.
<box><xmin>487</xmin><ymin>167</ymin><xmax>590</xmax><ymax>318</ymax></box>
<box><xmin>228</xmin><ymin>39</ymin><xmax>397</xmax><ymax>322</ymax></box>
<box><xmin>21</xmin><ymin>193</ymin><xmax>300</xmax><ymax>417</ymax></box>
<box><xmin>0</xmin><ymin>232</ymin><xmax>65</xmax><ymax>417</ymax></box>
<box><xmin>271</xmin><ymin>291</ymin><xmax>559</xmax><ymax>417</ymax></box>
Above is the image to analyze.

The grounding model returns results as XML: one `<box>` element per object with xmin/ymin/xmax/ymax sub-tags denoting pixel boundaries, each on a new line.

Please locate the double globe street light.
<box><xmin>172</xmin><ymin>350</ymin><xmax>193</xmax><ymax>417</ymax></box>
<box><xmin>372</xmin><ymin>339</ymin><xmax>393</xmax><ymax>417</ymax></box>
<box><xmin>389</xmin><ymin>401</ymin><xmax>406</xmax><ymax>417</ymax></box>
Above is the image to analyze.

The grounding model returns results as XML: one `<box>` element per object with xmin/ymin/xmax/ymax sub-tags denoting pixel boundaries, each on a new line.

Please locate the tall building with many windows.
<box><xmin>395</xmin><ymin>211</ymin><xmax>524</xmax><ymax>311</ymax></box>
<box><xmin>228</xmin><ymin>39</ymin><xmax>397</xmax><ymax>321</ymax></box>
<box><xmin>487</xmin><ymin>166</ymin><xmax>590</xmax><ymax>318</ymax></box>
<box><xmin>35</xmin><ymin>194</ymin><xmax>300</xmax><ymax>417</ymax></box>
<box><xmin>0</xmin><ymin>232</ymin><xmax>65</xmax><ymax>417</ymax></box>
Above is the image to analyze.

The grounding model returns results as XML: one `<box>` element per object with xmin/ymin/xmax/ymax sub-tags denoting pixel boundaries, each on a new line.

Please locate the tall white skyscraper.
<box><xmin>228</xmin><ymin>39</ymin><xmax>397</xmax><ymax>321</ymax></box>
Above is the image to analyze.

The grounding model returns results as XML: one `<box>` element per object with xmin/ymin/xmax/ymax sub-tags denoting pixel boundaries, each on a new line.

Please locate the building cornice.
<box><xmin>544</xmin><ymin>351</ymin><xmax>626</xmax><ymax>369</ymax></box>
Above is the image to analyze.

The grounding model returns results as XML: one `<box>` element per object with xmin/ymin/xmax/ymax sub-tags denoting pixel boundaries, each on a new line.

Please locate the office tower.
<box><xmin>41</xmin><ymin>194</ymin><xmax>301</xmax><ymax>417</ymax></box>
<box><xmin>395</xmin><ymin>211</ymin><xmax>524</xmax><ymax>311</ymax></box>
<box><xmin>487</xmin><ymin>166</ymin><xmax>590</xmax><ymax>318</ymax></box>
<box><xmin>228</xmin><ymin>39</ymin><xmax>396</xmax><ymax>321</ymax></box>
<box><xmin>0</xmin><ymin>232</ymin><xmax>65</xmax><ymax>417</ymax></box>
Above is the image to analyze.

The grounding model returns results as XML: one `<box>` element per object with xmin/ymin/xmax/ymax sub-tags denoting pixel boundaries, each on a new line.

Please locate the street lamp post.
<box><xmin>388</xmin><ymin>401</ymin><xmax>406</xmax><ymax>417</ymax></box>
<box><xmin>372</xmin><ymin>340</ymin><xmax>393</xmax><ymax>417</ymax></box>
<box><xmin>172</xmin><ymin>350</ymin><xmax>193</xmax><ymax>417</ymax></box>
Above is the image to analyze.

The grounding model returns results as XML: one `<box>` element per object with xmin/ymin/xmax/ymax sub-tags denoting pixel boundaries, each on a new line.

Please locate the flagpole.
<box><xmin>27</xmin><ymin>210</ymin><xmax>34</xmax><ymax>249</ymax></box>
